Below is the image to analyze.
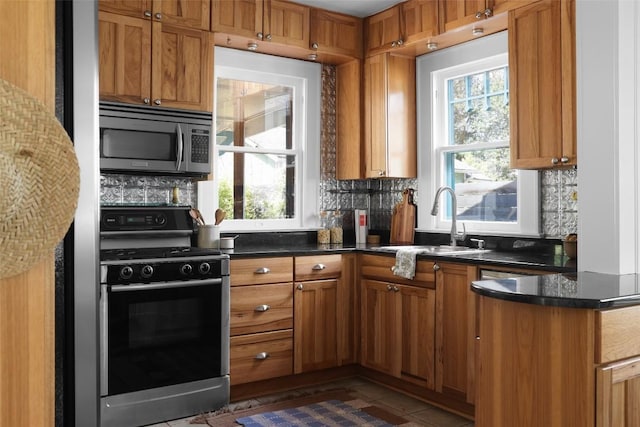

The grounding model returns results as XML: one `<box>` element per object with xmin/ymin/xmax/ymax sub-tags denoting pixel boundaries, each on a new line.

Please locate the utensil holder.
<box><xmin>197</xmin><ymin>225</ymin><xmax>220</xmax><ymax>249</ymax></box>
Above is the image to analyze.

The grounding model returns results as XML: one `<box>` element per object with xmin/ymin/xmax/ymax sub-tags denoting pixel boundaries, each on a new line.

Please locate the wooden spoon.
<box><xmin>189</xmin><ymin>208</ymin><xmax>205</xmax><ymax>226</ymax></box>
<box><xmin>214</xmin><ymin>209</ymin><xmax>226</xmax><ymax>225</ymax></box>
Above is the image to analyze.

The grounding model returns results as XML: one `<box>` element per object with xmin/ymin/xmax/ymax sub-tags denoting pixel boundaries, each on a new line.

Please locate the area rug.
<box><xmin>236</xmin><ymin>399</ymin><xmax>397</xmax><ymax>426</ymax></box>
<box><xmin>191</xmin><ymin>389</ymin><xmax>412</xmax><ymax>426</ymax></box>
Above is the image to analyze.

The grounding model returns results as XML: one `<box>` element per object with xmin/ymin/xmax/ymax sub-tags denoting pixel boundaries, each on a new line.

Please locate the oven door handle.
<box><xmin>110</xmin><ymin>278</ymin><xmax>223</xmax><ymax>292</ymax></box>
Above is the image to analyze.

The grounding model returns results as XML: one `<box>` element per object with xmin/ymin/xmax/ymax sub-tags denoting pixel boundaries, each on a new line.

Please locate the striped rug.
<box><xmin>235</xmin><ymin>399</ymin><xmax>407</xmax><ymax>427</ymax></box>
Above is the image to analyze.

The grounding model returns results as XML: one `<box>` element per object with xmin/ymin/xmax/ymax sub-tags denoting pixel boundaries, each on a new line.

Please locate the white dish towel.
<box><xmin>392</xmin><ymin>248</ymin><xmax>425</xmax><ymax>280</ymax></box>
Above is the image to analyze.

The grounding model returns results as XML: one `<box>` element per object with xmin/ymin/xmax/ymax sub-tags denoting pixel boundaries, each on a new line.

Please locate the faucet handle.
<box><xmin>456</xmin><ymin>222</ymin><xmax>467</xmax><ymax>242</ymax></box>
<box><xmin>470</xmin><ymin>238</ymin><xmax>485</xmax><ymax>249</ymax></box>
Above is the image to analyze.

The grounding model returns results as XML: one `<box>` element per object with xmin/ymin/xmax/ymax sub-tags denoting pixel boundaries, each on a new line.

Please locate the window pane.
<box><xmin>448</xmin><ymin>66</ymin><xmax>509</xmax><ymax>146</ymax></box>
<box><xmin>444</xmin><ymin>150</ymin><xmax>517</xmax><ymax>223</ymax></box>
<box><xmin>217</xmin><ymin>152</ymin><xmax>295</xmax><ymax>220</ymax></box>
<box><xmin>216</xmin><ymin>79</ymin><xmax>293</xmax><ymax>150</ymax></box>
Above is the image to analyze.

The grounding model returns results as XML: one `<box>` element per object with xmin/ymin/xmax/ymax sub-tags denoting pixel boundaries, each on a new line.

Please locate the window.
<box><xmin>417</xmin><ymin>32</ymin><xmax>540</xmax><ymax>236</ymax></box>
<box><xmin>200</xmin><ymin>47</ymin><xmax>320</xmax><ymax>231</ymax></box>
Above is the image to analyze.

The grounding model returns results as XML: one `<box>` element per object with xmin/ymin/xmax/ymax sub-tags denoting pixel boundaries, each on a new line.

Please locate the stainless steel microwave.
<box><xmin>99</xmin><ymin>102</ymin><xmax>212</xmax><ymax>176</ymax></box>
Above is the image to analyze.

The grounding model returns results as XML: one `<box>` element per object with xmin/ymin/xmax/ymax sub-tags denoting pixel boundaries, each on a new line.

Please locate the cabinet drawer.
<box><xmin>230</xmin><ymin>330</ymin><xmax>293</xmax><ymax>385</ymax></box>
<box><xmin>360</xmin><ymin>254</ymin><xmax>435</xmax><ymax>287</ymax></box>
<box><xmin>230</xmin><ymin>283</ymin><xmax>293</xmax><ymax>336</ymax></box>
<box><xmin>295</xmin><ymin>254</ymin><xmax>342</xmax><ymax>281</ymax></box>
<box><xmin>596</xmin><ymin>305</ymin><xmax>640</xmax><ymax>363</ymax></box>
<box><xmin>231</xmin><ymin>257</ymin><xmax>293</xmax><ymax>286</ymax></box>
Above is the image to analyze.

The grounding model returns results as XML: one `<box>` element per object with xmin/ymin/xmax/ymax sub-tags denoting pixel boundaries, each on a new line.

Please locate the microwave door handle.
<box><xmin>176</xmin><ymin>123</ymin><xmax>184</xmax><ymax>171</ymax></box>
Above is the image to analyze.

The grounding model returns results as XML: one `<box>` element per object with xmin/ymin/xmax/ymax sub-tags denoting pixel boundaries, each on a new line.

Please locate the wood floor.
<box><xmin>146</xmin><ymin>377</ymin><xmax>474</xmax><ymax>427</ymax></box>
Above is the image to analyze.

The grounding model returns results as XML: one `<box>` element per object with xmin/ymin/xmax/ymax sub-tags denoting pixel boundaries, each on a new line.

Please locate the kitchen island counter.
<box><xmin>472</xmin><ymin>272</ymin><xmax>640</xmax><ymax>308</ymax></box>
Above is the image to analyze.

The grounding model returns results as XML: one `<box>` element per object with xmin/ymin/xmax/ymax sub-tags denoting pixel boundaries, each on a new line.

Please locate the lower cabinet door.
<box><xmin>597</xmin><ymin>355</ymin><xmax>640</xmax><ymax>427</ymax></box>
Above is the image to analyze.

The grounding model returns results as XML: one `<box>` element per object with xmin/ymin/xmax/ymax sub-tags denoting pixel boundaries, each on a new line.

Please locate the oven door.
<box><xmin>100</xmin><ymin>278</ymin><xmax>228</xmax><ymax>397</ymax></box>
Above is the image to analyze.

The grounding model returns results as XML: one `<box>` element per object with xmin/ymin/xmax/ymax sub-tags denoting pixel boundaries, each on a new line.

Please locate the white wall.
<box><xmin>576</xmin><ymin>0</ymin><xmax>639</xmax><ymax>274</ymax></box>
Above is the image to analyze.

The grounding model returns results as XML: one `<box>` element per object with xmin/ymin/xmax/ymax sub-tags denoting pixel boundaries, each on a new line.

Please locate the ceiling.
<box><xmin>293</xmin><ymin>0</ymin><xmax>404</xmax><ymax>18</ymax></box>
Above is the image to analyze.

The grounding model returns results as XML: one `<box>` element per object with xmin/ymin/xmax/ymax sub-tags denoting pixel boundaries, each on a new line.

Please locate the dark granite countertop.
<box><xmin>471</xmin><ymin>272</ymin><xmax>640</xmax><ymax>308</ymax></box>
<box><xmin>222</xmin><ymin>242</ymin><xmax>575</xmax><ymax>273</ymax></box>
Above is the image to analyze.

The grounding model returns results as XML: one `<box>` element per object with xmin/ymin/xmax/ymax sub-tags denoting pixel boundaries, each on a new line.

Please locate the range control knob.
<box><xmin>120</xmin><ymin>266</ymin><xmax>134</xmax><ymax>280</ymax></box>
<box><xmin>140</xmin><ymin>265</ymin><xmax>154</xmax><ymax>279</ymax></box>
<box><xmin>198</xmin><ymin>262</ymin><xmax>211</xmax><ymax>274</ymax></box>
<box><xmin>154</xmin><ymin>214</ymin><xmax>167</xmax><ymax>225</ymax></box>
<box><xmin>180</xmin><ymin>263</ymin><xmax>193</xmax><ymax>276</ymax></box>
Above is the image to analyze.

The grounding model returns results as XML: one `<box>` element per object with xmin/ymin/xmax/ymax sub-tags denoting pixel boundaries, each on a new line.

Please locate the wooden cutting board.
<box><xmin>390</xmin><ymin>189</ymin><xmax>416</xmax><ymax>244</ymax></box>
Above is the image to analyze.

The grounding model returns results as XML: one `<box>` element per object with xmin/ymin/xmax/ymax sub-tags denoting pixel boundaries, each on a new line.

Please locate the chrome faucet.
<box><xmin>430</xmin><ymin>186</ymin><xmax>466</xmax><ymax>247</ymax></box>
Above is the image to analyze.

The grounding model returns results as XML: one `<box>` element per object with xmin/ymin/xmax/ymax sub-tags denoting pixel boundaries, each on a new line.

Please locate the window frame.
<box><xmin>199</xmin><ymin>47</ymin><xmax>321</xmax><ymax>232</ymax></box>
<box><xmin>416</xmin><ymin>31</ymin><xmax>541</xmax><ymax>237</ymax></box>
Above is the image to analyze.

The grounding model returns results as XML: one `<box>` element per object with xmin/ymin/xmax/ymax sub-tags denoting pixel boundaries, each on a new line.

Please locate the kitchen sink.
<box><xmin>370</xmin><ymin>245</ymin><xmax>489</xmax><ymax>255</ymax></box>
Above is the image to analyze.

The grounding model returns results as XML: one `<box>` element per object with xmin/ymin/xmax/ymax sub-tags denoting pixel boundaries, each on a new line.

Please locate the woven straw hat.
<box><xmin>0</xmin><ymin>78</ymin><xmax>80</xmax><ymax>279</ymax></box>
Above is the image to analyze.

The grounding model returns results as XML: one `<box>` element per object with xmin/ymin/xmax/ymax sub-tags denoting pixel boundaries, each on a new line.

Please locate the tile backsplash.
<box><xmin>100</xmin><ymin>65</ymin><xmax>578</xmax><ymax>240</ymax></box>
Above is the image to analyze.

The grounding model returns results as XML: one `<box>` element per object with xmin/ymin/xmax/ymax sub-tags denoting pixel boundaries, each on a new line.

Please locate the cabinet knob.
<box><xmin>265</xmin><ymin>34</ymin><xmax>272</xmax><ymax>41</ymax></box>
<box><xmin>312</xmin><ymin>263</ymin><xmax>326</xmax><ymax>271</ymax></box>
<box><xmin>153</xmin><ymin>99</ymin><xmax>161</xmax><ymax>106</ymax></box>
<box><xmin>297</xmin><ymin>283</ymin><xmax>304</xmax><ymax>291</ymax></box>
<box><xmin>387</xmin><ymin>284</ymin><xmax>393</xmax><ymax>291</ymax></box>
<box><xmin>144</xmin><ymin>10</ymin><xmax>152</xmax><ymax>18</ymax></box>
<box><xmin>475</xmin><ymin>10</ymin><xmax>484</xmax><ymax>19</ymax></box>
<box><xmin>254</xmin><ymin>304</ymin><xmax>270</xmax><ymax>312</ymax></box>
<box><xmin>143</xmin><ymin>98</ymin><xmax>150</xmax><ymax>105</ymax></box>
<box><xmin>433</xmin><ymin>264</ymin><xmax>440</xmax><ymax>271</ymax></box>
<box><xmin>255</xmin><ymin>352</ymin><xmax>269</xmax><ymax>360</ymax></box>
<box><xmin>393</xmin><ymin>285</ymin><xmax>399</xmax><ymax>292</ymax></box>
<box><xmin>551</xmin><ymin>157</ymin><xmax>560</xmax><ymax>165</ymax></box>
<box><xmin>396</xmin><ymin>39</ymin><xmax>404</xmax><ymax>46</ymax></box>
<box><xmin>377</xmin><ymin>170</ymin><xmax>386</xmax><ymax>177</ymax></box>
<box><xmin>154</xmin><ymin>12</ymin><xmax>162</xmax><ymax>20</ymax></box>
<box><xmin>391</xmin><ymin>40</ymin><xmax>397</xmax><ymax>48</ymax></box>
<box><xmin>484</xmin><ymin>8</ymin><xmax>493</xmax><ymax>17</ymax></box>
<box><xmin>311</xmin><ymin>42</ymin><xmax>319</xmax><ymax>50</ymax></box>
<box><xmin>257</xmin><ymin>32</ymin><xmax>264</xmax><ymax>40</ymax></box>
<box><xmin>255</xmin><ymin>267</ymin><xmax>271</xmax><ymax>274</ymax></box>
<box><xmin>560</xmin><ymin>156</ymin><xmax>570</xmax><ymax>164</ymax></box>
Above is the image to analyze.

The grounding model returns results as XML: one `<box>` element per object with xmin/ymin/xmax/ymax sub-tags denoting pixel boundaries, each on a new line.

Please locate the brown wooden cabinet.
<box><xmin>293</xmin><ymin>255</ymin><xmax>341</xmax><ymax>374</ymax></box>
<box><xmin>99</xmin><ymin>0</ymin><xmax>210</xmax><ymax>30</ymax></box>
<box><xmin>402</xmin><ymin>0</ymin><xmax>440</xmax><ymax>47</ymax></box>
<box><xmin>229</xmin><ymin>257</ymin><xmax>294</xmax><ymax>385</ymax></box>
<box><xmin>596</xmin><ymin>355</ymin><xmax>640</xmax><ymax>427</ymax></box>
<box><xmin>364</xmin><ymin>4</ymin><xmax>404</xmax><ymax>56</ymax></box>
<box><xmin>211</xmin><ymin>0</ymin><xmax>309</xmax><ymax>49</ymax></box>
<box><xmin>364</xmin><ymin>53</ymin><xmax>416</xmax><ymax>178</ymax></box>
<box><xmin>439</xmin><ymin>0</ymin><xmax>538</xmax><ymax>32</ymax></box>
<box><xmin>98</xmin><ymin>10</ymin><xmax>212</xmax><ymax>111</ymax></box>
<box><xmin>434</xmin><ymin>262</ymin><xmax>478</xmax><ymax>404</ymax></box>
<box><xmin>309</xmin><ymin>8</ymin><xmax>363</xmax><ymax>61</ymax></box>
<box><xmin>336</xmin><ymin>60</ymin><xmax>363</xmax><ymax>180</ymax></box>
<box><xmin>509</xmin><ymin>0</ymin><xmax>576</xmax><ymax>169</ymax></box>
<box><xmin>360</xmin><ymin>255</ymin><xmax>437</xmax><ymax>389</ymax></box>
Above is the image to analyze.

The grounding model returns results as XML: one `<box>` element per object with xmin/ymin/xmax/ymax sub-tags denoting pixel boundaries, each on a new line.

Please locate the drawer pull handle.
<box><xmin>255</xmin><ymin>267</ymin><xmax>271</xmax><ymax>274</ymax></box>
<box><xmin>312</xmin><ymin>263</ymin><xmax>326</xmax><ymax>271</ymax></box>
<box><xmin>254</xmin><ymin>304</ymin><xmax>270</xmax><ymax>312</ymax></box>
<box><xmin>255</xmin><ymin>352</ymin><xmax>269</xmax><ymax>360</ymax></box>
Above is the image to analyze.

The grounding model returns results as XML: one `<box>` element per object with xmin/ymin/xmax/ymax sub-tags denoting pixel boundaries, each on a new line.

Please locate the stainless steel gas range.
<box><xmin>99</xmin><ymin>206</ymin><xmax>229</xmax><ymax>427</ymax></box>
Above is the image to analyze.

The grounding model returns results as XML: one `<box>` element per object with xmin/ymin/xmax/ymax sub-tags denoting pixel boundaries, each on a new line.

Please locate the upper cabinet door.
<box><xmin>211</xmin><ymin>0</ymin><xmax>262</xmax><ymax>39</ymax></box>
<box><xmin>99</xmin><ymin>0</ymin><xmax>153</xmax><ymax>19</ymax></box>
<box><xmin>310</xmin><ymin>8</ymin><xmax>363</xmax><ymax>59</ymax></box>
<box><xmin>98</xmin><ymin>11</ymin><xmax>152</xmax><ymax>105</ymax></box>
<box><xmin>151</xmin><ymin>23</ymin><xmax>212</xmax><ymax>111</ymax></box>
<box><xmin>263</xmin><ymin>0</ymin><xmax>310</xmax><ymax>48</ymax></box>
<box><xmin>155</xmin><ymin>0</ymin><xmax>210</xmax><ymax>30</ymax></box>
<box><xmin>365</xmin><ymin>5</ymin><xmax>403</xmax><ymax>56</ymax></box>
<box><xmin>402</xmin><ymin>0</ymin><xmax>439</xmax><ymax>45</ymax></box>
<box><xmin>100</xmin><ymin>0</ymin><xmax>210</xmax><ymax>30</ymax></box>
<box><xmin>509</xmin><ymin>0</ymin><xmax>575</xmax><ymax>169</ymax></box>
<box><xmin>439</xmin><ymin>0</ymin><xmax>487</xmax><ymax>32</ymax></box>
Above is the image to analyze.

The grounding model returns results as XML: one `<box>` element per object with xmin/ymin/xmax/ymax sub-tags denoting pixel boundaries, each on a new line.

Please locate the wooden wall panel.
<box><xmin>0</xmin><ymin>0</ymin><xmax>56</xmax><ymax>426</ymax></box>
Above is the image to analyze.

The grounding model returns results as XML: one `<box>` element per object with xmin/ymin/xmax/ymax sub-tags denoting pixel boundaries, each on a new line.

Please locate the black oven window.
<box><xmin>107</xmin><ymin>284</ymin><xmax>222</xmax><ymax>395</ymax></box>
